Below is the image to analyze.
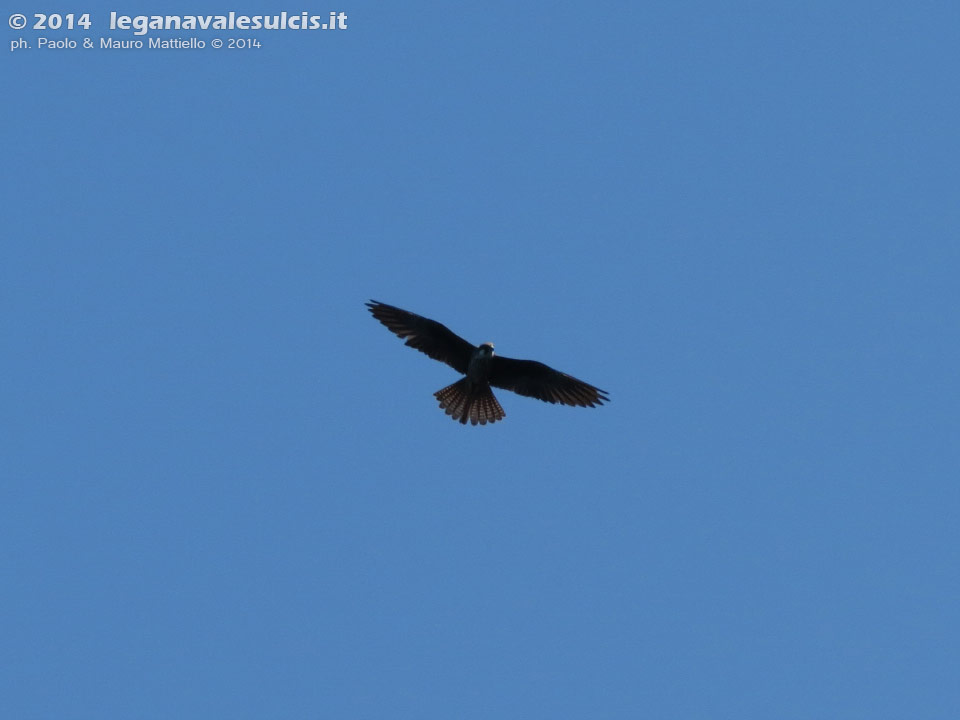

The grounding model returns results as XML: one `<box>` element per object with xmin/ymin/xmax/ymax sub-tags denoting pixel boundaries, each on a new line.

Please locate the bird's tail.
<box><xmin>434</xmin><ymin>379</ymin><xmax>505</xmax><ymax>425</ymax></box>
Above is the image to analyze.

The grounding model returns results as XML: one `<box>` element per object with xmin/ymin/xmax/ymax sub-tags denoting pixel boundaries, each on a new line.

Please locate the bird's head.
<box><xmin>478</xmin><ymin>342</ymin><xmax>495</xmax><ymax>357</ymax></box>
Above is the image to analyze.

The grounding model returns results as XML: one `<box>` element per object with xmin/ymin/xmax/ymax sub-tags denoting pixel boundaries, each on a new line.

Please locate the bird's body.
<box><xmin>434</xmin><ymin>343</ymin><xmax>505</xmax><ymax>425</ymax></box>
<box><xmin>366</xmin><ymin>301</ymin><xmax>609</xmax><ymax>425</ymax></box>
<box><xmin>467</xmin><ymin>343</ymin><xmax>495</xmax><ymax>383</ymax></box>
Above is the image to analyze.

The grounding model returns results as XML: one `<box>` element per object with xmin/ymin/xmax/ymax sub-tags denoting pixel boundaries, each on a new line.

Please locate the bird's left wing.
<box><xmin>366</xmin><ymin>300</ymin><xmax>475</xmax><ymax>375</ymax></box>
<box><xmin>489</xmin><ymin>356</ymin><xmax>610</xmax><ymax>407</ymax></box>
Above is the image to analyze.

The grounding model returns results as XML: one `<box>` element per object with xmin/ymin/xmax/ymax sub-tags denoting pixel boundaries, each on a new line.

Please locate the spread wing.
<box><xmin>489</xmin><ymin>356</ymin><xmax>610</xmax><ymax>407</ymax></box>
<box><xmin>366</xmin><ymin>300</ymin><xmax>474</xmax><ymax>374</ymax></box>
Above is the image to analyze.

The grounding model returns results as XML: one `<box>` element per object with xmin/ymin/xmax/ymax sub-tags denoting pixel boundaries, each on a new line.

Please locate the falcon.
<box><xmin>366</xmin><ymin>300</ymin><xmax>610</xmax><ymax>425</ymax></box>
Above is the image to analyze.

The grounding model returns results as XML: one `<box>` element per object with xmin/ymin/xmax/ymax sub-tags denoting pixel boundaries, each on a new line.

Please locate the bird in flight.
<box><xmin>366</xmin><ymin>300</ymin><xmax>610</xmax><ymax>425</ymax></box>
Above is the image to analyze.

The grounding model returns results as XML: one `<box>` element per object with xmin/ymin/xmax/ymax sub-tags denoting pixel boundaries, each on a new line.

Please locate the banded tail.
<box><xmin>434</xmin><ymin>378</ymin><xmax>506</xmax><ymax>426</ymax></box>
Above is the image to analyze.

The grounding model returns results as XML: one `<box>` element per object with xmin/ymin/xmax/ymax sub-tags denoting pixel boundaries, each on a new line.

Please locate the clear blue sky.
<box><xmin>3</xmin><ymin>2</ymin><xmax>959</xmax><ymax>717</ymax></box>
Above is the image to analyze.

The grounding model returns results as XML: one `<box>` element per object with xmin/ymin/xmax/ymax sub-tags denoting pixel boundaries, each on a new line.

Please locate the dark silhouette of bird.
<box><xmin>366</xmin><ymin>300</ymin><xmax>610</xmax><ymax>425</ymax></box>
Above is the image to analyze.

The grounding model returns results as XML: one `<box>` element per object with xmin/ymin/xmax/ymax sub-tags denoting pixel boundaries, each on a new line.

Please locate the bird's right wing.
<box><xmin>366</xmin><ymin>300</ymin><xmax>475</xmax><ymax>374</ymax></box>
<box><xmin>489</xmin><ymin>356</ymin><xmax>610</xmax><ymax>408</ymax></box>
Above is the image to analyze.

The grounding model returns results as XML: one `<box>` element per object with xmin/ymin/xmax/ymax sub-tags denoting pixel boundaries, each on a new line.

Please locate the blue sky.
<box><xmin>3</xmin><ymin>2</ymin><xmax>959</xmax><ymax>717</ymax></box>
